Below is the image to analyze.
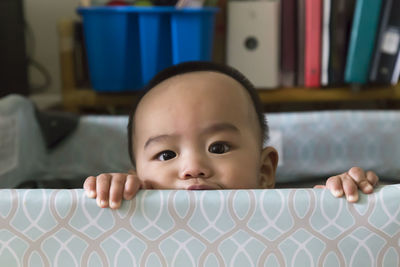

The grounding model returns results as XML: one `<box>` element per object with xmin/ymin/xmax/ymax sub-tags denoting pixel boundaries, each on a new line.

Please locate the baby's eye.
<box><xmin>208</xmin><ymin>142</ymin><xmax>230</xmax><ymax>154</ymax></box>
<box><xmin>157</xmin><ymin>150</ymin><xmax>176</xmax><ymax>161</ymax></box>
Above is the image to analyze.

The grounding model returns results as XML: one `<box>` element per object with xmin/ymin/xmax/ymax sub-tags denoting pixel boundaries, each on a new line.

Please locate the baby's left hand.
<box><xmin>315</xmin><ymin>167</ymin><xmax>379</xmax><ymax>202</ymax></box>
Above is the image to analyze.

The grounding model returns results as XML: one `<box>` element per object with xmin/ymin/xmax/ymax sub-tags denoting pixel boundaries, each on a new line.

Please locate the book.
<box><xmin>280</xmin><ymin>0</ymin><xmax>297</xmax><ymax>87</ymax></box>
<box><xmin>211</xmin><ymin>0</ymin><xmax>227</xmax><ymax>64</ymax></box>
<box><xmin>369</xmin><ymin>0</ymin><xmax>400</xmax><ymax>85</ymax></box>
<box><xmin>320</xmin><ymin>0</ymin><xmax>331</xmax><ymax>86</ymax></box>
<box><xmin>344</xmin><ymin>0</ymin><xmax>383</xmax><ymax>84</ymax></box>
<box><xmin>328</xmin><ymin>0</ymin><xmax>356</xmax><ymax>86</ymax></box>
<box><xmin>304</xmin><ymin>0</ymin><xmax>322</xmax><ymax>87</ymax></box>
<box><xmin>297</xmin><ymin>0</ymin><xmax>306</xmax><ymax>86</ymax></box>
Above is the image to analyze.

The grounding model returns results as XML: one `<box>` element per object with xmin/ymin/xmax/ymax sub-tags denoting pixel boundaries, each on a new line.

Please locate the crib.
<box><xmin>1</xmin><ymin>95</ymin><xmax>399</xmax><ymax>266</ymax></box>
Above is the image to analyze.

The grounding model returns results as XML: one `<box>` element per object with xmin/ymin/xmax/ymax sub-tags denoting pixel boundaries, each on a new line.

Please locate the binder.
<box><xmin>369</xmin><ymin>0</ymin><xmax>400</xmax><ymax>85</ymax></box>
<box><xmin>304</xmin><ymin>0</ymin><xmax>322</xmax><ymax>88</ymax></box>
<box><xmin>344</xmin><ymin>0</ymin><xmax>383</xmax><ymax>84</ymax></box>
<box><xmin>328</xmin><ymin>0</ymin><xmax>356</xmax><ymax>85</ymax></box>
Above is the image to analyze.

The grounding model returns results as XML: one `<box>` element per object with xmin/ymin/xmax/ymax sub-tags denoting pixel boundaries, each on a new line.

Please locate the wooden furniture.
<box><xmin>58</xmin><ymin>19</ymin><xmax>400</xmax><ymax>113</ymax></box>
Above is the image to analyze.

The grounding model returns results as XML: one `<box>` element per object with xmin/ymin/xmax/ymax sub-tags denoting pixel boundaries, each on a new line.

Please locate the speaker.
<box><xmin>0</xmin><ymin>0</ymin><xmax>29</xmax><ymax>97</ymax></box>
<box><xmin>227</xmin><ymin>0</ymin><xmax>280</xmax><ymax>88</ymax></box>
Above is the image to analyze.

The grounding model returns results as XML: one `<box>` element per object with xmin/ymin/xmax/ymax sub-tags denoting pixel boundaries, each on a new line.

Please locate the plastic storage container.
<box><xmin>77</xmin><ymin>7</ymin><xmax>218</xmax><ymax>92</ymax></box>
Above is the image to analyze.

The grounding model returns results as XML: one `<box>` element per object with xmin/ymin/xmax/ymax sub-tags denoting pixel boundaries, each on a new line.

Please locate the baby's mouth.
<box><xmin>186</xmin><ymin>184</ymin><xmax>218</xmax><ymax>190</ymax></box>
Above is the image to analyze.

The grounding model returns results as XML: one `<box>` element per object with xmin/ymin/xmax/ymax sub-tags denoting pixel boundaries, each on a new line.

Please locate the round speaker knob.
<box><xmin>244</xmin><ymin>36</ymin><xmax>258</xmax><ymax>50</ymax></box>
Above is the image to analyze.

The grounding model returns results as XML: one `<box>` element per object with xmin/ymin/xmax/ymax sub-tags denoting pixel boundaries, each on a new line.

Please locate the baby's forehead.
<box><xmin>141</xmin><ymin>71</ymin><xmax>250</xmax><ymax>105</ymax></box>
<box><xmin>153</xmin><ymin>70</ymin><xmax>242</xmax><ymax>90</ymax></box>
<box><xmin>134</xmin><ymin>70</ymin><xmax>260</xmax><ymax>129</ymax></box>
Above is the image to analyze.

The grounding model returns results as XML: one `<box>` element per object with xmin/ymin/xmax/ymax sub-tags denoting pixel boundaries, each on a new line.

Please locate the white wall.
<box><xmin>24</xmin><ymin>0</ymin><xmax>80</xmax><ymax>95</ymax></box>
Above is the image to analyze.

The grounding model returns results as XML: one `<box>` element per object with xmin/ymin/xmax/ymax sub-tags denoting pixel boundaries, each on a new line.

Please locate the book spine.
<box><xmin>345</xmin><ymin>0</ymin><xmax>383</xmax><ymax>84</ymax></box>
<box><xmin>369</xmin><ymin>0</ymin><xmax>400</xmax><ymax>85</ymax></box>
<box><xmin>328</xmin><ymin>0</ymin><xmax>356</xmax><ymax>86</ymax></box>
<box><xmin>392</xmin><ymin>50</ymin><xmax>400</xmax><ymax>84</ymax></box>
<box><xmin>281</xmin><ymin>0</ymin><xmax>297</xmax><ymax>87</ymax></box>
<box><xmin>297</xmin><ymin>0</ymin><xmax>306</xmax><ymax>86</ymax></box>
<box><xmin>321</xmin><ymin>0</ymin><xmax>331</xmax><ymax>86</ymax></box>
<box><xmin>304</xmin><ymin>0</ymin><xmax>322</xmax><ymax>87</ymax></box>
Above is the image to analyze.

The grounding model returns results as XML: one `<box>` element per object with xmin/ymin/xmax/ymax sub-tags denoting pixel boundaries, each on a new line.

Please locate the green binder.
<box><xmin>345</xmin><ymin>0</ymin><xmax>383</xmax><ymax>84</ymax></box>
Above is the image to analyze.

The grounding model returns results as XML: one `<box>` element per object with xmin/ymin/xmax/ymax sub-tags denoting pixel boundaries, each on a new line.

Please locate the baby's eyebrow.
<box><xmin>201</xmin><ymin>123</ymin><xmax>240</xmax><ymax>136</ymax></box>
<box><xmin>144</xmin><ymin>134</ymin><xmax>175</xmax><ymax>149</ymax></box>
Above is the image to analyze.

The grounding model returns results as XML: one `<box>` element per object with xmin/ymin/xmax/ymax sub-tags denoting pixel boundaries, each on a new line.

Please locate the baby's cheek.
<box><xmin>222</xmin><ymin>164</ymin><xmax>259</xmax><ymax>189</ymax></box>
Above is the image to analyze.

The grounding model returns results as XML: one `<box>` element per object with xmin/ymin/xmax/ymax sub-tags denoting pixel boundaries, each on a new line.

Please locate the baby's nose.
<box><xmin>179</xmin><ymin>156</ymin><xmax>212</xmax><ymax>179</ymax></box>
<box><xmin>182</xmin><ymin>170</ymin><xmax>207</xmax><ymax>179</ymax></box>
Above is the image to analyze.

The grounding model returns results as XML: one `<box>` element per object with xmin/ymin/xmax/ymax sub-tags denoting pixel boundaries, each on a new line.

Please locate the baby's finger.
<box><xmin>366</xmin><ymin>171</ymin><xmax>379</xmax><ymax>187</ymax></box>
<box><xmin>84</xmin><ymin>176</ymin><xmax>97</xmax><ymax>198</ymax></box>
<box><xmin>342</xmin><ymin>174</ymin><xmax>359</xmax><ymax>202</ymax></box>
<box><xmin>109</xmin><ymin>174</ymin><xmax>127</xmax><ymax>209</ymax></box>
<box><xmin>96</xmin><ymin>174</ymin><xmax>112</xmax><ymax>208</ymax></box>
<box><xmin>124</xmin><ymin>174</ymin><xmax>141</xmax><ymax>200</ymax></box>
<box><xmin>348</xmin><ymin>167</ymin><xmax>373</xmax><ymax>194</ymax></box>
<box><xmin>325</xmin><ymin>176</ymin><xmax>344</xmax><ymax>198</ymax></box>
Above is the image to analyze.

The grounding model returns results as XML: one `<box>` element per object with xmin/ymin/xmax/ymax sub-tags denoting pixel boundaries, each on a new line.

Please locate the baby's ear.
<box><xmin>258</xmin><ymin>146</ymin><xmax>279</xmax><ymax>189</ymax></box>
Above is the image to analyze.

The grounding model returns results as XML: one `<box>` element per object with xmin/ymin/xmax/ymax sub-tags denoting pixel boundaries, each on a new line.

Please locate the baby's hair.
<box><xmin>127</xmin><ymin>61</ymin><xmax>268</xmax><ymax>168</ymax></box>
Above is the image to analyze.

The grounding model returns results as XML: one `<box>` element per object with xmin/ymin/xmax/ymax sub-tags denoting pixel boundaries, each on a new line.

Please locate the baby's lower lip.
<box><xmin>187</xmin><ymin>184</ymin><xmax>217</xmax><ymax>190</ymax></box>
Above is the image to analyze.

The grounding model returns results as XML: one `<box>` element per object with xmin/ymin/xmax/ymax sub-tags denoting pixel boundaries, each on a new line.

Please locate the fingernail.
<box><xmin>334</xmin><ymin>190</ymin><xmax>343</xmax><ymax>197</ymax></box>
<box><xmin>347</xmin><ymin>195</ymin><xmax>357</xmax><ymax>202</ymax></box>
<box><xmin>110</xmin><ymin>201</ymin><xmax>120</xmax><ymax>209</ymax></box>
<box><xmin>100</xmin><ymin>200</ymin><xmax>108</xmax><ymax>207</ymax></box>
<box><xmin>89</xmin><ymin>191</ymin><xmax>96</xmax><ymax>198</ymax></box>
<box><xmin>366</xmin><ymin>184</ymin><xmax>373</xmax><ymax>192</ymax></box>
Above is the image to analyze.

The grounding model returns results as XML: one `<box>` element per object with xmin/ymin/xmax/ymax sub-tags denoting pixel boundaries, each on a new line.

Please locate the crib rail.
<box><xmin>1</xmin><ymin>187</ymin><xmax>399</xmax><ymax>266</ymax></box>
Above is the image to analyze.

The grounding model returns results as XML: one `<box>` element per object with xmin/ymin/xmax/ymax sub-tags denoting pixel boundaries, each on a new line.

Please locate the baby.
<box><xmin>84</xmin><ymin>61</ymin><xmax>378</xmax><ymax>209</ymax></box>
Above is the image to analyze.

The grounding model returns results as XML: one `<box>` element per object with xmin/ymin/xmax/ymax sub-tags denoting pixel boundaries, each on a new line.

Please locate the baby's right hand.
<box><xmin>83</xmin><ymin>172</ymin><xmax>142</xmax><ymax>209</ymax></box>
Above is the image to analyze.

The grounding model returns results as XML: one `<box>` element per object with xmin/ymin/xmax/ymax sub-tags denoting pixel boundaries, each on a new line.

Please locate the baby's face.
<box><xmin>132</xmin><ymin>71</ymin><xmax>278</xmax><ymax>190</ymax></box>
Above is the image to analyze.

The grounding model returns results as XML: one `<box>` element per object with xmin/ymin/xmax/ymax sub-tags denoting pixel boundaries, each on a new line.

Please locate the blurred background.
<box><xmin>1</xmin><ymin>0</ymin><xmax>400</xmax><ymax>112</ymax></box>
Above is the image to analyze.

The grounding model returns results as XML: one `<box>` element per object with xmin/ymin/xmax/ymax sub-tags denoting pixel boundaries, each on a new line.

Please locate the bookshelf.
<box><xmin>58</xmin><ymin>19</ymin><xmax>400</xmax><ymax>113</ymax></box>
<box><xmin>257</xmin><ymin>85</ymin><xmax>400</xmax><ymax>103</ymax></box>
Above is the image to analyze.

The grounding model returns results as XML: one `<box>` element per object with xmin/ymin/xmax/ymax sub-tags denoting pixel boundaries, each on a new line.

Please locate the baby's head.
<box><xmin>127</xmin><ymin>61</ymin><xmax>278</xmax><ymax>189</ymax></box>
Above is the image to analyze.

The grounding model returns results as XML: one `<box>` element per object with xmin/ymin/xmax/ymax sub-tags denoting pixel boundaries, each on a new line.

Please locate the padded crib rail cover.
<box><xmin>1</xmin><ymin>187</ymin><xmax>400</xmax><ymax>267</ymax></box>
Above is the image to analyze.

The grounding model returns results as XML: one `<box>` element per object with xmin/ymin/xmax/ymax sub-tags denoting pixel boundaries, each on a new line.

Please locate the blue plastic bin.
<box><xmin>77</xmin><ymin>7</ymin><xmax>218</xmax><ymax>92</ymax></box>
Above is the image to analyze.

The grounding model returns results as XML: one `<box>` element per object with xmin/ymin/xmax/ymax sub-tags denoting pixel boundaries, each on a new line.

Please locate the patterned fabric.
<box><xmin>46</xmin><ymin>116</ymin><xmax>131</xmax><ymax>180</ymax></box>
<box><xmin>267</xmin><ymin>111</ymin><xmax>400</xmax><ymax>183</ymax></box>
<box><xmin>1</xmin><ymin>187</ymin><xmax>399</xmax><ymax>267</ymax></box>
<box><xmin>44</xmin><ymin>110</ymin><xmax>400</xmax><ymax>184</ymax></box>
<box><xmin>1</xmin><ymin>95</ymin><xmax>400</xmax><ymax>187</ymax></box>
<box><xmin>0</xmin><ymin>95</ymin><xmax>47</xmax><ymax>188</ymax></box>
